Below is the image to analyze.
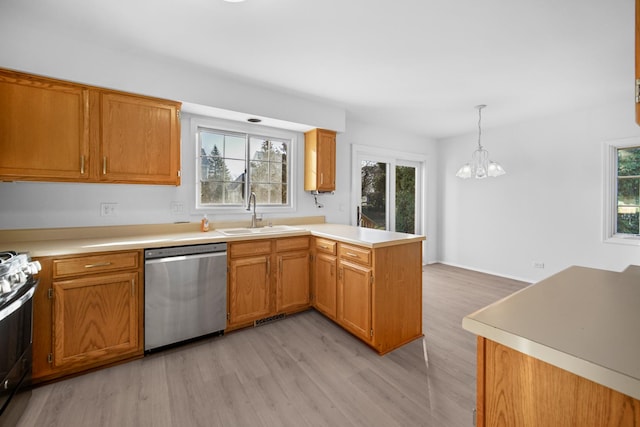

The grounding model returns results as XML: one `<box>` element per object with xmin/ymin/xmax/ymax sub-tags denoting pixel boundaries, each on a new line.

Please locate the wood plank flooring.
<box><xmin>16</xmin><ymin>264</ymin><xmax>527</xmax><ymax>427</ymax></box>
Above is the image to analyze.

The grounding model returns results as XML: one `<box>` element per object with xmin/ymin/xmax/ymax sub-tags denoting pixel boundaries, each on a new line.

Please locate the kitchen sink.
<box><xmin>217</xmin><ymin>225</ymin><xmax>303</xmax><ymax>236</ymax></box>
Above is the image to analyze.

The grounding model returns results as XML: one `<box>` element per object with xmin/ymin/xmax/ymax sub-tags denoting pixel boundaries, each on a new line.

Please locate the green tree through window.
<box><xmin>617</xmin><ymin>146</ymin><xmax>640</xmax><ymax>234</ymax></box>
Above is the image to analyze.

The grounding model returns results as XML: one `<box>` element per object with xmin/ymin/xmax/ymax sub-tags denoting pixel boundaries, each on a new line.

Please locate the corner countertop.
<box><xmin>0</xmin><ymin>220</ymin><xmax>425</xmax><ymax>258</ymax></box>
<box><xmin>462</xmin><ymin>265</ymin><xmax>640</xmax><ymax>401</ymax></box>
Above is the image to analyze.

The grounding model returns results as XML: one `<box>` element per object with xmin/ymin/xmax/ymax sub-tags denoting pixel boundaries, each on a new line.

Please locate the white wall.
<box><xmin>438</xmin><ymin>100</ymin><xmax>640</xmax><ymax>282</ymax></box>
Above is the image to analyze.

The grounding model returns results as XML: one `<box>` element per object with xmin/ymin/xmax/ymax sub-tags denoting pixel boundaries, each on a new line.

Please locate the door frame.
<box><xmin>350</xmin><ymin>144</ymin><xmax>427</xmax><ymax>236</ymax></box>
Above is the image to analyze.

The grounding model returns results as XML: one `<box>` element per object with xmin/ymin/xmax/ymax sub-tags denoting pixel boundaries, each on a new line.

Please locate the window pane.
<box><xmin>250</xmin><ymin>160</ymin><xmax>269</xmax><ymax>184</ymax></box>
<box><xmin>199</xmin><ymin>129</ymin><xmax>289</xmax><ymax>208</ymax></box>
<box><xmin>269</xmin><ymin>141</ymin><xmax>287</xmax><ymax>162</ymax></box>
<box><xmin>360</xmin><ymin>160</ymin><xmax>387</xmax><ymax>230</ymax></box>
<box><xmin>618</xmin><ymin>147</ymin><xmax>640</xmax><ymax>176</ymax></box>
<box><xmin>225</xmin><ymin>135</ymin><xmax>247</xmax><ymax>159</ymax></box>
<box><xmin>395</xmin><ymin>165</ymin><xmax>415</xmax><ymax>234</ymax></box>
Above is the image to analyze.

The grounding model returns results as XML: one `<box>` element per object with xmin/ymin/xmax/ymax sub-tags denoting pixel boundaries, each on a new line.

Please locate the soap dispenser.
<box><xmin>200</xmin><ymin>214</ymin><xmax>210</xmax><ymax>232</ymax></box>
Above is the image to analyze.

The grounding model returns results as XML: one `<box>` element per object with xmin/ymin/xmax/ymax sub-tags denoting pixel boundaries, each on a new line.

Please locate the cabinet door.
<box><xmin>304</xmin><ymin>129</ymin><xmax>336</xmax><ymax>192</ymax></box>
<box><xmin>276</xmin><ymin>250</ymin><xmax>310</xmax><ymax>312</ymax></box>
<box><xmin>338</xmin><ymin>260</ymin><xmax>372</xmax><ymax>341</ymax></box>
<box><xmin>53</xmin><ymin>272</ymin><xmax>140</xmax><ymax>369</ymax></box>
<box><xmin>0</xmin><ymin>71</ymin><xmax>90</xmax><ymax>181</ymax></box>
<box><xmin>228</xmin><ymin>255</ymin><xmax>271</xmax><ymax>326</ymax></box>
<box><xmin>314</xmin><ymin>253</ymin><xmax>337</xmax><ymax>319</ymax></box>
<box><xmin>99</xmin><ymin>92</ymin><xmax>181</xmax><ymax>185</ymax></box>
<box><xmin>316</xmin><ymin>130</ymin><xmax>336</xmax><ymax>192</ymax></box>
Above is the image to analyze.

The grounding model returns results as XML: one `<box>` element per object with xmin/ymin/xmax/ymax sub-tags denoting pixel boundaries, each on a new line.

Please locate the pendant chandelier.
<box><xmin>456</xmin><ymin>105</ymin><xmax>506</xmax><ymax>179</ymax></box>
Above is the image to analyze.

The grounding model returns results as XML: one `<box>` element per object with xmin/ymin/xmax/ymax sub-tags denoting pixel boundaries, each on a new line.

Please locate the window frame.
<box><xmin>603</xmin><ymin>137</ymin><xmax>640</xmax><ymax>246</ymax></box>
<box><xmin>193</xmin><ymin>116</ymin><xmax>297</xmax><ymax>214</ymax></box>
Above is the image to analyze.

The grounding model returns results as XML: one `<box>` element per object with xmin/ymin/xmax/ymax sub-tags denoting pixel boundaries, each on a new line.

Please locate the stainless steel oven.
<box><xmin>0</xmin><ymin>252</ymin><xmax>40</xmax><ymax>427</ymax></box>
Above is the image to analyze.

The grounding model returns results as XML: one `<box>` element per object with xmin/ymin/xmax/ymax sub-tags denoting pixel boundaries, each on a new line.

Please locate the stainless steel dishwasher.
<box><xmin>144</xmin><ymin>242</ymin><xmax>227</xmax><ymax>352</ymax></box>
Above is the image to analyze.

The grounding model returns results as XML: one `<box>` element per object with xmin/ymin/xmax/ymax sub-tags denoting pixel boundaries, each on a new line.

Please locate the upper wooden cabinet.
<box><xmin>304</xmin><ymin>128</ymin><xmax>336</xmax><ymax>192</ymax></box>
<box><xmin>636</xmin><ymin>0</ymin><xmax>640</xmax><ymax>124</ymax></box>
<box><xmin>0</xmin><ymin>71</ymin><xmax>90</xmax><ymax>181</ymax></box>
<box><xmin>98</xmin><ymin>92</ymin><xmax>180</xmax><ymax>185</ymax></box>
<box><xmin>0</xmin><ymin>68</ymin><xmax>181</xmax><ymax>185</ymax></box>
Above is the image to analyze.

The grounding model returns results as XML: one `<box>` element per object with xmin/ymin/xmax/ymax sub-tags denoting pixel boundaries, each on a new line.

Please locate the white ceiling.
<box><xmin>4</xmin><ymin>0</ymin><xmax>634</xmax><ymax>138</ymax></box>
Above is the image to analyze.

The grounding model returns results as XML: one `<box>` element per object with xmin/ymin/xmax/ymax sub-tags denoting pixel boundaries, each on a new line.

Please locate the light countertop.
<box><xmin>462</xmin><ymin>265</ymin><xmax>640</xmax><ymax>400</ymax></box>
<box><xmin>0</xmin><ymin>220</ymin><xmax>425</xmax><ymax>258</ymax></box>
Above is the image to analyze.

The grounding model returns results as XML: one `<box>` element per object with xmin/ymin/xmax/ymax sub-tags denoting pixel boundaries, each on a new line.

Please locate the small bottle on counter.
<box><xmin>200</xmin><ymin>214</ymin><xmax>210</xmax><ymax>232</ymax></box>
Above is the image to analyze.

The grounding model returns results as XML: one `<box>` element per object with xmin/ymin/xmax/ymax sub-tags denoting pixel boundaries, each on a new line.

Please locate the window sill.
<box><xmin>604</xmin><ymin>235</ymin><xmax>640</xmax><ymax>246</ymax></box>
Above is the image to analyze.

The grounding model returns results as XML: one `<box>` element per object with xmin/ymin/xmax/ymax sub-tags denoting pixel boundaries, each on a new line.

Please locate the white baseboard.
<box><xmin>432</xmin><ymin>261</ymin><xmax>534</xmax><ymax>284</ymax></box>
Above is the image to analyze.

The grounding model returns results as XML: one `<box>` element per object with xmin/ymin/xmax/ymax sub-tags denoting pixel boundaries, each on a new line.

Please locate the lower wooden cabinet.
<box><xmin>476</xmin><ymin>337</ymin><xmax>640</xmax><ymax>426</ymax></box>
<box><xmin>227</xmin><ymin>236</ymin><xmax>310</xmax><ymax>330</ymax></box>
<box><xmin>227</xmin><ymin>240</ymin><xmax>272</xmax><ymax>327</ymax></box>
<box><xmin>338</xmin><ymin>259</ymin><xmax>372</xmax><ymax>342</ymax></box>
<box><xmin>32</xmin><ymin>250</ymin><xmax>143</xmax><ymax>383</ymax></box>
<box><xmin>53</xmin><ymin>272</ymin><xmax>140</xmax><ymax>369</ymax></box>
<box><xmin>313</xmin><ymin>238</ymin><xmax>423</xmax><ymax>355</ymax></box>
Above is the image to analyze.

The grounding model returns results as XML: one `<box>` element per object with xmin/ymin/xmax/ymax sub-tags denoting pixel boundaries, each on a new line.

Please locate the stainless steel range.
<box><xmin>0</xmin><ymin>251</ymin><xmax>40</xmax><ymax>427</ymax></box>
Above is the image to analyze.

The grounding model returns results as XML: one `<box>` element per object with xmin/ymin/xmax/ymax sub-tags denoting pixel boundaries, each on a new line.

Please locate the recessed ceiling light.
<box><xmin>247</xmin><ymin>118</ymin><xmax>261</xmax><ymax>123</ymax></box>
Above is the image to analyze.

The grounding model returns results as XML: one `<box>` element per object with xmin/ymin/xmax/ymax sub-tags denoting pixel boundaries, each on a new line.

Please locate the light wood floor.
<box><xmin>17</xmin><ymin>264</ymin><xmax>527</xmax><ymax>427</ymax></box>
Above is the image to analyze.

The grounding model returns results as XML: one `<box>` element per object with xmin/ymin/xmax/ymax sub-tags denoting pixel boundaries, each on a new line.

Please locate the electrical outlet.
<box><xmin>532</xmin><ymin>261</ymin><xmax>545</xmax><ymax>269</ymax></box>
<box><xmin>170</xmin><ymin>201</ymin><xmax>184</xmax><ymax>215</ymax></box>
<box><xmin>100</xmin><ymin>202</ymin><xmax>118</xmax><ymax>217</ymax></box>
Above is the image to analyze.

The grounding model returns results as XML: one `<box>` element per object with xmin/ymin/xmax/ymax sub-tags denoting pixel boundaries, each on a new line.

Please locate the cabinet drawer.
<box><xmin>276</xmin><ymin>236</ymin><xmax>309</xmax><ymax>252</ymax></box>
<box><xmin>314</xmin><ymin>238</ymin><xmax>337</xmax><ymax>255</ymax></box>
<box><xmin>53</xmin><ymin>251</ymin><xmax>139</xmax><ymax>278</ymax></box>
<box><xmin>339</xmin><ymin>243</ymin><xmax>371</xmax><ymax>266</ymax></box>
<box><xmin>229</xmin><ymin>240</ymin><xmax>272</xmax><ymax>258</ymax></box>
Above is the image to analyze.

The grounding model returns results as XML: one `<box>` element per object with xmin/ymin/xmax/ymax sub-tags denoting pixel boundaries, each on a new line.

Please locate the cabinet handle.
<box><xmin>84</xmin><ymin>262</ymin><xmax>112</xmax><ymax>268</ymax></box>
<box><xmin>320</xmin><ymin>173</ymin><xmax>324</xmax><ymax>185</ymax></box>
<box><xmin>346</xmin><ymin>252</ymin><xmax>358</xmax><ymax>258</ymax></box>
<box><xmin>131</xmin><ymin>279</ymin><xmax>135</xmax><ymax>296</ymax></box>
<box><xmin>80</xmin><ymin>155</ymin><xmax>85</xmax><ymax>174</ymax></box>
<box><xmin>102</xmin><ymin>157</ymin><xmax>107</xmax><ymax>175</ymax></box>
<box><xmin>267</xmin><ymin>258</ymin><xmax>270</xmax><ymax>276</ymax></box>
<box><xmin>319</xmin><ymin>245</ymin><xmax>329</xmax><ymax>250</ymax></box>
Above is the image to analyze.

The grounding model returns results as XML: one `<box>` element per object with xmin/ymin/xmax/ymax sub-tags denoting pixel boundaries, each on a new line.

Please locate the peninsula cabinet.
<box><xmin>32</xmin><ymin>250</ymin><xmax>143</xmax><ymax>384</ymax></box>
<box><xmin>304</xmin><ymin>128</ymin><xmax>336</xmax><ymax>192</ymax></box>
<box><xmin>0</xmin><ymin>68</ymin><xmax>181</xmax><ymax>185</ymax></box>
<box><xmin>227</xmin><ymin>236</ymin><xmax>311</xmax><ymax>330</ymax></box>
<box><xmin>314</xmin><ymin>238</ymin><xmax>423</xmax><ymax>355</ymax></box>
<box><xmin>311</xmin><ymin>237</ymin><xmax>338</xmax><ymax>320</ymax></box>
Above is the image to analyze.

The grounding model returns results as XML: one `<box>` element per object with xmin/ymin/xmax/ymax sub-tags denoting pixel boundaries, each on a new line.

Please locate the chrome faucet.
<box><xmin>247</xmin><ymin>192</ymin><xmax>259</xmax><ymax>228</ymax></box>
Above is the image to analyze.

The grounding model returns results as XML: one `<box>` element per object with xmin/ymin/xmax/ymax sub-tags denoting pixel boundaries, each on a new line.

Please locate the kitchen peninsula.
<box><xmin>463</xmin><ymin>265</ymin><xmax>640</xmax><ymax>426</ymax></box>
<box><xmin>0</xmin><ymin>218</ymin><xmax>425</xmax><ymax>383</ymax></box>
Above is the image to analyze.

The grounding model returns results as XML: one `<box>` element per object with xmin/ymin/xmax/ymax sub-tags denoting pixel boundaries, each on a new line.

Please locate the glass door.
<box><xmin>353</xmin><ymin>148</ymin><xmax>423</xmax><ymax>234</ymax></box>
<box><xmin>360</xmin><ymin>160</ymin><xmax>387</xmax><ymax>230</ymax></box>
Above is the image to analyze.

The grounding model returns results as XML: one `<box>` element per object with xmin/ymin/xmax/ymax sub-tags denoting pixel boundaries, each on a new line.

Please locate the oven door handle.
<box><xmin>0</xmin><ymin>280</ymin><xmax>38</xmax><ymax>322</ymax></box>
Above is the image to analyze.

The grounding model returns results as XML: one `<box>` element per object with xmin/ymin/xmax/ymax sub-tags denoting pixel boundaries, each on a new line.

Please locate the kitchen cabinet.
<box><xmin>228</xmin><ymin>237</ymin><xmax>311</xmax><ymax>330</ymax></box>
<box><xmin>311</xmin><ymin>238</ymin><xmax>423</xmax><ymax>355</ymax></box>
<box><xmin>98</xmin><ymin>92</ymin><xmax>181</xmax><ymax>185</ymax></box>
<box><xmin>275</xmin><ymin>237</ymin><xmax>310</xmax><ymax>312</ymax></box>
<box><xmin>637</xmin><ymin>0</ymin><xmax>640</xmax><ymax>125</ymax></box>
<box><xmin>0</xmin><ymin>70</ymin><xmax>90</xmax><ymax>181</ymax></box>
<box><xmin>304</xmin><ymin>128</ymin><xmax>336</xmax><ymax>192</ymax></box>
<box><xmin>32</xmin><ymin>250</ymin><xmax>143</xmax><ymax>383</ymax></box>
<box><xmin>312</xmin><ymin>238</ymin><xmax>338</xmax><ymax>320</ymax></box>
<box><xmin>337</xmin><ymin>243</ymin><xmax>372</xmax><ymax>342</ymax></box>
<box><xmin>227</xmin><ymin>240</ymin><xmax>272</xmax><ymax>327</ymax></box>
<box><xmin>476</xmin><ymin>337</ymin><xmax>640</xmax><ymax>426</ymax></box>
<box><xmin>0</xmin><ymin>68</ymin><xmax>181</xmax><ymax>185</ymax></box>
